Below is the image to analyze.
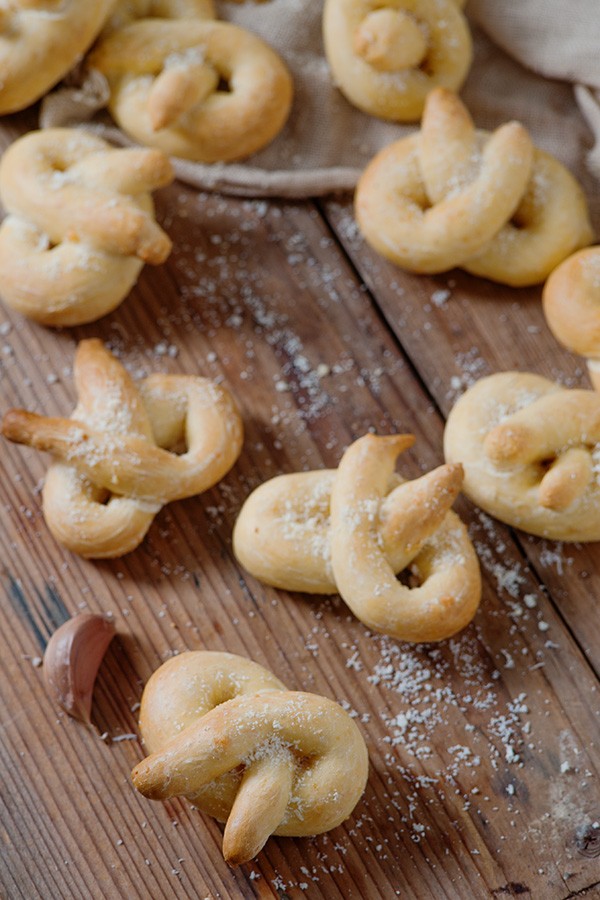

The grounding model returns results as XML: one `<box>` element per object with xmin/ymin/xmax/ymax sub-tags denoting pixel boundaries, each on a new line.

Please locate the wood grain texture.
<box><xmin>0</xmin><ymin>111</ymin><xmax>598</xmax><ymax>900</ymax></box>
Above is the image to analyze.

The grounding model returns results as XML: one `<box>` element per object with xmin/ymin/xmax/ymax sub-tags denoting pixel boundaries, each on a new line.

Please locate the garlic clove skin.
<box><xmin>43</xmin><ymin>613</ymin><xmax>116</xmax><ymax>724</ymax></box>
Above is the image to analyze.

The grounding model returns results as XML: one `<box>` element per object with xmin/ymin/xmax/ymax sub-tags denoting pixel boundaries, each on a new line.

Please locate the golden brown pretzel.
<box><xmin>0</xmin><ymin>129</ymin><xmax>173</xmax><ymax>326</ymax></box>
<box><xmin>89</xmin><ymin>18</ymin><xmax>293</xmax><ymax>163</ymax></box>
<box><xmin>444</xmin><ymin>371</ymin><xmax>600</xmax><ymax>541</ymax></box>
<box><xmin>356</xmin><ymin>89</ymin><xmax>593</xmax><ymax>286</ymax></box>
<box><xmin>234</xmin><ymin>433</ymin><xmax>481</xmax><ymax>642</ymax></box>
<box><xmin>543</xmin><ymin>246</ymin><xmax>600</xmax><ymax>392</ymax></box>
<box><xmin>2</xmin><ymin>339</ymin><xmax>243</xmax><ymax>558</ymax></box>
<box><xmin>131</xmin><ymin>651</ymin><xmax>369</xmax><ymax>865</ymax></box>
<box><xmin>0</xmin><ymin>0</ymin><xmax>116</xmax><ymax>114</ymax></box>
<box><xmin>323</xmin><ymin>0</ymin><xmax>472</xmax><ymax>122</ymax></box>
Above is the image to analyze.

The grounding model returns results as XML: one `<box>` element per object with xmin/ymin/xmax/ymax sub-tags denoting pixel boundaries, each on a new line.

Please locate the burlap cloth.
<box><xmin>41</xmin><ymin>0</ymin><xmax>600</xmax><ymax>230</ymax></box>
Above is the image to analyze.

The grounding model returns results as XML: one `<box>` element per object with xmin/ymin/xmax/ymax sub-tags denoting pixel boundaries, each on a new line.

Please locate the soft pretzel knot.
<box><xmin>233</xmin><ymin>434</ymin><xmax>481</xmax><ymax>642</ymax></box>
<box><xmin>323</xmin><ymin>0</ymin><xmax>472</xmax><ymax>122</ymax></box>
<box><xmin>0</xmin><ymin>129</ymin><xmax>173</xmax><ymax>326</ymax></box>
<box><xmin>543</xmin><ymin>246</ymin><xmax>600</xmax><ymax>392</ymax></box>
<box><xmin>0</xmin><ymin>0</ymin><xmax>116</xmax><ymax>114</ymax></box>
<box><xmin>1</xmin><ymin>339</ymin><xmax>243</xmax><ymax>558</ymax></box>
<box><xmin>355</xmin><ymin>89</ymin><xmax>593</xmax><ymax>286</ymax></box>
<box><xmin>131</xmin><ymin>651</ymin><xmax>369</xmax><ymax>866</ymax></box>
<box><xmin>89</xmin><ymin>18</ymin><xmax>293</xmax><ymax>163</ymax></box>
<box><xmin>444</xmin><ymin>372</ymin><xmax>600</xmax><ymax>541</ymax></box>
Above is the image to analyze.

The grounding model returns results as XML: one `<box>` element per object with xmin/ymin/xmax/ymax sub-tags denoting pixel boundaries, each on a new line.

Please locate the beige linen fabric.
<box><xmin>468</xmin><ymin>0</ymin><xmax>600</xmax><ymax>183</ymax></box>
<box><xmin>40</xmin><ymin>0</ymin><xmax>600</xmax><ymax>220</ymax></box>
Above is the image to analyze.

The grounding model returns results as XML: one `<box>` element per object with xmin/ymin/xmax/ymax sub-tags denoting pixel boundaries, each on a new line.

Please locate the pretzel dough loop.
<box><xmin>102</xmin><ymin>0</ymin><xmax>215</xmax><ymax>34</ymax></box>
<box><xmin>1</xmin><ymin>340</ymin><xmax>243</xmax><ymax>558</ymax></box>
<box><xmin>444</xmin><ymin>371</ymin><xmax>600</xmax><ymax>541</ymax></box>
<box><xmin>90</xmin><ymin>19</ymin><xmax>293</xmax><ymax>163</ymax></box>
<box><xmin>132</xmin><ymin>651</ymin><xmax>369</xmax><ymax>865</ymax></box>
<box><xmin>0</xmin><ymin>129</ymin><xmax>173</xmax><ymax>326</ymax></box>
<box><xmin>323</xmin><ymin>0</ymin><xmax>472</xmax><ymax>121</ymax></box>
<box><xmin>356</xmin><ymin>89</ymin><xmax>593</xmax><ymax>286</ymax></box>
<box><xmin>234</xmin><ymin>433</ymin><xmax>481</xmax><ymax>642</ymax></box>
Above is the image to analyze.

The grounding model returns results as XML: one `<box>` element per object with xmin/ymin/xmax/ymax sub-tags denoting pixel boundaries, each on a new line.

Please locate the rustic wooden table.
<box><xmin>0</xmin><ymin>105</ymin><xmax>599</xmax><ymax>900</ymax></box>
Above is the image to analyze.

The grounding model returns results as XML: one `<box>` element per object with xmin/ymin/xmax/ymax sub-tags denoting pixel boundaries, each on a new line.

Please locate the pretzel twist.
<box><xmin>234</xmin><ymin>434</ymin><xmax>481</xmax><ymax>642</ymax></box>
<box><xmin>543</xmin><ymin>246</ymin><xmax>600</xmax><ymax>392</ymax></box>
<box><xmin>1</xmin><ymin>340</ymin><xmax>243</xmax><ymax>558</ymax></box>
<box><xmin>356</xmin><ymin>89</ymin><xmax>593</xmax><ymax>286</ymax></box>
<box><xmin>0</xmin><ymin>129</ymin><xmax>173</xmax><ymax>326</ymax></box>
<box><xmin>323</xmin><ymin>0</ymin><xmax>472</xmax><ymax>122</ymax></box>
<box><xmin>444</xmin><ymin>371</ymin><xmax>600</xmax><ymax>541</ymax></box>
<box><xmin>0</xmin><ymin>0</ymin><xmax>116</xmax><ymax>113</ymax></box>
<box><xmin>89</xmin><ymin>18</ymin><xmax>293</xmax><ymax>163</ymax></box>
<box><xmin>131</xmin><ymin>651</ymin><xmax>369</xmax><ymax>865</ymax></box>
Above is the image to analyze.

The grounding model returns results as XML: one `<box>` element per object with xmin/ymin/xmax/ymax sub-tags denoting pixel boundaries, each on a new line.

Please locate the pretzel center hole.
<box><xmin>396</xmin><ymin>567</ymin><xmax>421</xmax><ymax>589</ymax></box>
<box><xmin>416</xmin><ymin>196</ymin><xmax>433</xmax><ymax>213</ymax></box>
<box><xmin>94</xmin><ymin>487</ymin><xmax>111</xmax><ymax>506</ymax></box>
<box><xmin>509</xmin><ymin>208</ymin><xmax>528</xmax><ymax>230</ymax></box>
<box><xmin>418</xmin><ymin>56</ymin><xmax>434</xmax><ymax>78</ymax></box>
<box><xmin>538</xmin><ymin>457</ymin><xmax>556</xmax><ymax>474</ymax></box>
<box><xmin>213</xmin><ymin>687</ymin><xmax>236</xmax><ymax>706</ymax></box>
<box><xmin>168</xmin><ymin>437</ymin><xmax>187</xmax><ymax>456</ymax></box>
<box><xmin>216</xmin><ymin>76</ymin><xmax>231</xmax><ymax>94</ymax></box>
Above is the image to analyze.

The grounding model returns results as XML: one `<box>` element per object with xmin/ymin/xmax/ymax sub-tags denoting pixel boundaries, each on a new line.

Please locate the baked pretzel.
<box><xmin>444</xmin><ymin>372</ymin><xmax>600</xmax><ymax>541</ymax></box>
<box><xmin>543</xmin><ymin>246</ymin><xmax>600</xmax><ymax>392</ymax></box>
<box><xmin>1</xmin><ymin>339</ymin><xmax>243</xmax><ymax>558</ymax></box>
<box><xmin>0</xmin><ymin>129</ymin><xmax>173</xmax><ymax>326</ymax></box>
<box><xmin>89</xmin><ymin>18</ymin><xmax>293</xmax><ymax>163</ymax></box>
<box><xmin>0</xmin><ymin>0</ymin><xmax>116</xmax><ymax>114</ymax></box>
<box><xmin>356</xmin><ymin>89</ymin><xmax>593</xmax><ymax>286</ymax></box>
<box><xmin>322</xmin><ymin>0</ymin><xmax>472</xmax><ymax>122</ymax></box>
<box><xmin>234</xmin><ymin>434</ymin><xmax>481</xmax><ymax>642</ymax></box>
<box><xmin>131</xmin><ymin>651</ymin><xmax>369</xmax><ymax>865</ymax></box>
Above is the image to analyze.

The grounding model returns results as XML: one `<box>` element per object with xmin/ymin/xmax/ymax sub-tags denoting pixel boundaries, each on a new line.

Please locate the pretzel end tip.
<box><xmin>440</xmin><ymin>461</ymin><xmax>464</xmax><ymax>494</ymax></box>
<box><xmin>383</xmin><ymin>432</ymin><xmax>416</xmax><ymax>451</ymax></box>
<box><xmin>146</xmin><ymin>149</ymin><xmax>175</xmax><ymax>186</ymax></box>
<box><xmin>130</xmin><ymin>759</ymin><xmax>163</xmax><ymax>800</ymax></box>
<box><xmin>148</xmin><ymin>106</ymin><xmax>173</xmax><ymax>133</ymax></box>
<box><xmin>222</xmin><ymin>841</ymin><xmax>253</xmax><ymax>868</ymax></box>
<box><xmin>483</xmin><ymin>423</ymin><xmax>528</xmax><ymax>464</ymax></box>
<box><xmin>222</xmin><ymin>818</ymin><xmax>268</xmax><ymax>868</ymax></box>
<box><xmin>138</xmin><ymin>231</ymin><xmax>173</xmax><ymax>265</ymax></box>
<box><xmin>495</xmin><ymin>120</ymin><xmax>534</xmax><ymax>160</ymax></box>
<box><xmin>424</xmin><ymin>86</ymin><xmax>463</xmax><ymax>116</ymax></box>
<box><xmin>422</xmin><ymin>87</ymin><xmax>473</xmax><ymax>137</ymax></box>
<box><xmin>2</xmin><ymin>409</ymin><xmax>37</xmax><ymax>444</ymax></box>
<box><xmin>445</xmin><ymin>461</ymin><xmax>464</xmax><ymax>480</ymax></box>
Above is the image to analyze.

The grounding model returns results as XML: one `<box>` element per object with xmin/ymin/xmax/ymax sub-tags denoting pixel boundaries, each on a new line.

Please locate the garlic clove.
<box><xmin>43</xmin><ymin>613</ymin><xmax>116</xmax><ymax>724</ymax></box>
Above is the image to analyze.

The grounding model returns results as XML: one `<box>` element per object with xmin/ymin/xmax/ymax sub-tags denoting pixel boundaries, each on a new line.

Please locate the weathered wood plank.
<box><xmin>0</xmin><ymin>116</ymin><xmax>598</xmax><ymax>898</ymax></box>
